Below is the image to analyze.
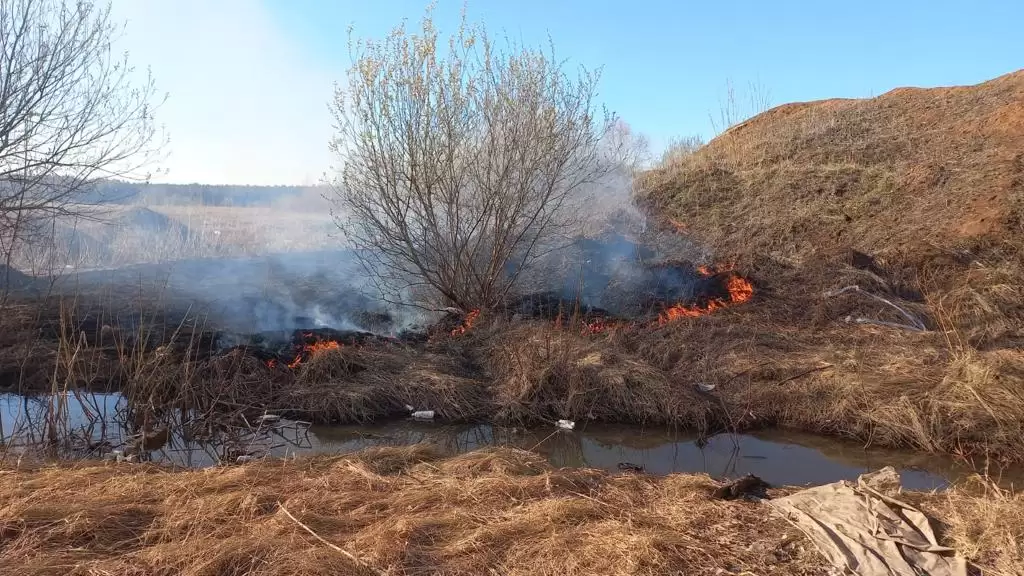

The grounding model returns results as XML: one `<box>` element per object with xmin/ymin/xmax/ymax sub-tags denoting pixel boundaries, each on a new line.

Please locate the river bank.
<box><xmin>1</xmin><ymin>447</ymin><xmax>1020</xmax><ymax>576</ymax></box>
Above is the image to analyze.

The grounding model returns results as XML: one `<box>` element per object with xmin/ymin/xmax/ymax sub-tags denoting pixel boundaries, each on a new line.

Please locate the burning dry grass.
<box><xmin>1</xmin><ymin>448</ymin><xmax>1020</xmax><ymax>576</ymax></box>
<box><xmin>614</xmin><ymin>70</ymin><xmax>1024</xmax><ymax>462</ymax></box>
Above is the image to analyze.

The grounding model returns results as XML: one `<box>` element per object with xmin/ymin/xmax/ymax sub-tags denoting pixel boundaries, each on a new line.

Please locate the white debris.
<box><xmin>236</xmin><ymin>455</ymin><xmax>255</xmax><ymax>464</ymax></box>
<box><xmin>411</xmin><ymin>410</ymin><xmax>435</xmax><ymax>420</ymax></box>
<box><xmin>256</xmin><ymin>414</ymin><xmax>281</xmax><ymax>424</ymax></box>
<box><xmin>696</xmin><ymin>382</ymin><xmax>716</xmax><ymax>392</ymax></box>
<box><xmin>404</xmin><ymin>404</ymin><xmax>416</xmax><ymax>412</ymax></box>
<box><xmin>556</xmin><ymin>419</ymin><xmax>575</xmax><ymax>430</ymax></box>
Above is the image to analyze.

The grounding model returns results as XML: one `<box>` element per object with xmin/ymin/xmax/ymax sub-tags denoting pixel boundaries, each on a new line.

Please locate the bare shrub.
<box><xmin>329</xmin><ymin>7</ymin><xmax>619</xmax><ymax>311</ymax></box>
<box><xmin>659</xmin><ymin>135</ymin><xmax>704</xmax><ymax>167</ymax></box>
<box><xmin>0</xmin><ymin>0</ymin><xmax>162</xmax><ymax>285</ymax></box>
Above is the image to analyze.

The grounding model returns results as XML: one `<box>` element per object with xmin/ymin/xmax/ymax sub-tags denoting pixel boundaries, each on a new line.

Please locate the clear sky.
<box><xmin>110</xmin><ymin>0</ymin><xmax>1023</xmax><ymax>186</ymax></box>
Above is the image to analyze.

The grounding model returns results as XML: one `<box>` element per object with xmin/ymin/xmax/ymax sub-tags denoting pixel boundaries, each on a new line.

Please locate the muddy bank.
<box><xmin>1</xmin><ymin>447</ymin><xmax>1020</xmax><ymax>576</ymax></box>
<box><xmin>4</xmin><ymin>290</ymin><xmax>1024</xmax><ymax>466</ymax></box>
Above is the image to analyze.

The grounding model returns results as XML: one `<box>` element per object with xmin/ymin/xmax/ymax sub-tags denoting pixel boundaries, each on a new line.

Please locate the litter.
<box><xmin>556</xmin><ymin>419</ymin><xmax>575</xmax><ymax>430</ymax></box>
<box><xmin>696</xmin><ymin>382</ymin><xmax>716</xmax><ymax>392</ymax></box>
<box><xmin>411</xmin><ymin>410</ymin><xmax>435</xmax><ymax>420</ymax></box>
<box><xmin>768</xmin><ymin>467</ymin><xmax>968</xmax><ymax>576</ymax></box>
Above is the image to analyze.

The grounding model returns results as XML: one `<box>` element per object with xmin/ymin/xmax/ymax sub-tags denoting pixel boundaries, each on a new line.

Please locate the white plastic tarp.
<box><xmin>768</xmin><ymin>468</ymin><xmax>968</xmax><ymax>576</ymax></box>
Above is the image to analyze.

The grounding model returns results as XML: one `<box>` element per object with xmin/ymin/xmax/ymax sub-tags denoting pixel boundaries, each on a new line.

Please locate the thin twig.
<box><xmin>848</xmin><ymin>317</ymin><xmax>927</xmax><ymax>332</ymax></box>
<box><xmin>277</xmin><ymin>502</ymin><xmax>386</xmax><ymax>575</ymax></box>
<box><xmin>775</xmin><ymin>364</ymin><xmax>833</xmax><ymax>386</ymax></box>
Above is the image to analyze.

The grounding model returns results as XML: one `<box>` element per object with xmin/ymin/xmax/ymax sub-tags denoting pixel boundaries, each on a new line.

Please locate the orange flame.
<box><xmin>287</xmin><ymin>340</ymin><xmax>342</xmax><ymax>369</ymax></box>
<box><xmin>450</xmin><ymin>309</ymin><xmax>480</xmax><ymax>337</ymax></box>
<box><xmin>657</xmin><ymin>272</ymin><xmax>754</xmax><ymax>325</ymax></box>
<box><xmin>725</xmin><ymin>274</ymin><xmax>754</xmax><ymax>303</ymax></box>
<box><xmin>581</xmin><ymin>318</ymin><xmax>611</xmax><ymax>335</ymax></box>
<box><xmin>265</xmin><ymin>359</ymin><xmax>278</xmax><ymax>369</ymax></box>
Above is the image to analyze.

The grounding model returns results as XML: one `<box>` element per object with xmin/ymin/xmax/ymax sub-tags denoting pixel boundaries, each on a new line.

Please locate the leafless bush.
<box><xmin>329</xmin><ymin>7</ymin><xmax>622</xmax><ymax>311</ymax></box>
<box><xmin>0</xmin><ymin>0</ymin><xmax>162</xmax><ymax>286</ymax></box>
<box><xmin>659</xmin><ymin>135</ymin><xmax>704</xmax><ymax>167</ymax></box>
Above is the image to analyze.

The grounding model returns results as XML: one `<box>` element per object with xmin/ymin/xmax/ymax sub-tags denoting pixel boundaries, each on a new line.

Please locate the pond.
<box><xmin>1</xmin><ymin>392</ymin><xmax>1015</xmax><ymax>490</ymax></box>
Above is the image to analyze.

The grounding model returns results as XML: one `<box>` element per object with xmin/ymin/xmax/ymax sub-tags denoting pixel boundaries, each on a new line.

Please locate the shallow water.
<box><xmin>2</xmin><ymin>392</ymin><xmax>1017</xmax><ymax>490</ymax></box>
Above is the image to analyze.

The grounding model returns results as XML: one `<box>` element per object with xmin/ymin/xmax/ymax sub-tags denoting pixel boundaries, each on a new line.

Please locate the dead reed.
<box><xmin>0</xmin><ymin>447</ymin><xmax>823</xmax><ymax>575</ymax></box>
<box><xmin>1</xmin><ymin>448</ymin><xmax>1020</xmax><ymax>576</ymax></box>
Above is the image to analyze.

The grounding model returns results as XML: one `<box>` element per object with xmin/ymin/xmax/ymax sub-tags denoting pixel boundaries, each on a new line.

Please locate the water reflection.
<box><xmin>2</xmin><ymin>393</ymin><xmax>1016</xmax><ymax>490</ymax></box>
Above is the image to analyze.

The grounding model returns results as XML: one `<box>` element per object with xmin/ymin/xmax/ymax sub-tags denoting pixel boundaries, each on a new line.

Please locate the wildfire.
<box><xmin>725</xmin><ymin>274</ymin><xmax>755</xmax><ymax>302</ymax></box>
<box><xmin>581</xmin><ymin>318</ymin><xmax>612</xmax><ymax>335</ymax></box>
<box><xmin>287</xmin><ymin>339</ymin><xmax>342</xmax><ymax>369</ymax></box>
<box><xmin>450</xmin><ymin>309</ymin><xmax>480</xmax><ymax>337</ymax></box>
<box><xmin>657</xmin><ymin>272</ymin><xmax>754</xmax><ymax>325</ymax></box>
<box><xmin>265</xmin><ymin>359</ymin><xmax>277</xmax><ymax>369</ymax></box>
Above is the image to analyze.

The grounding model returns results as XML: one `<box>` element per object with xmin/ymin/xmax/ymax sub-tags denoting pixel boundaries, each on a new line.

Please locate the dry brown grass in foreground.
<box><xmin>916</xmin><ymin>477</ymin><xmax>1024</xmax><ymax>576</ymax></box>
<box><xmin>1</xmin><ymin>447</ymin><xmax>830</xmax><ymax>576</ymax></box>
<box><xmin>2</xmin><ymin>448</ymin><xmax>1021</xmax><ymax>576</ymax></box>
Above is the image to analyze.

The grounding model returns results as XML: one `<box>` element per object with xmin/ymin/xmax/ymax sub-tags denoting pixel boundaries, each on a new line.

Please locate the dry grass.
<box><xmin>638</xmin><ymin>70</ymin><xmax>1024</xmax><ymax>262</ymax></box>
<box><xmin>1</xmin><ymin>448</ymin><xmax>1019</xmax><ymax>576</ymax></box>
<box><xmin>185</xmin><ymin>344</ymin><xmax>490</xmax><ymax>425</ymax></box>
<box><xmin>0</xmin><ymin>447</ymin><xmax>824</xmax><ymax>576</ymax></box>
<box><xmin>481</xmin><ymin>322</ymin><xmax>709</xmax><ymax>427</ymax></box>
<box><xmin>614</xmin><ymin>70</ymin><xmax>1024</xmax><ymax>462</ymax></box>
<box><xmin>5</xmin><ymin>290</ymin><xmax>1024</xmax><ymax>463</ymax></box>
<box><xmin>916</xmin><ymin>476</ymin><xmax>1024</xmax><ymax>576</ymax></box>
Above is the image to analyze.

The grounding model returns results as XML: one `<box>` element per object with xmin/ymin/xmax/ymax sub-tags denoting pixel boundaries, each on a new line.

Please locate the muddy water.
<box><xmin>2</xmin><ymin>392</ymin><xmax>1016</xmax><ymax>490</ymax></box>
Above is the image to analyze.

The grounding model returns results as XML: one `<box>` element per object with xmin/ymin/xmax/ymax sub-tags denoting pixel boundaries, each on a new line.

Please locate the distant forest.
<box><xmin>85</xmin><ymin>180</ymin><xmax>331</xmax><ymax>207</ymax></box>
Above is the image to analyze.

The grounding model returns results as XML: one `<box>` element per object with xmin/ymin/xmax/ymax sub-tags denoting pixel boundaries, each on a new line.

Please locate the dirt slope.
<box><xmin>639</xmin><ymin>70</ymin><xmax>1024</xmax><ymax>263</ymax></box>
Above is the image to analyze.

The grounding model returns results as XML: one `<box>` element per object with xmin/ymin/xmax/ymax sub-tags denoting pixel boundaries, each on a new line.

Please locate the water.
<box><xmin>2</xmin><ymin>392</ymin><xmax>1015</xmax><ymax>490</ymax></box>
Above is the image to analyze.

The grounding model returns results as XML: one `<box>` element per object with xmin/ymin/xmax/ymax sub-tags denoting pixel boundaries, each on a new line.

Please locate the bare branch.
<box><xmin>0</xmin><ymin>0</ymin><xmax>164</xmax><ymax>287</ymax></box>
<box><xmin>329</xmin><ymin>7</ymin><xmax>618</xmax><ymax>311</ymax></box>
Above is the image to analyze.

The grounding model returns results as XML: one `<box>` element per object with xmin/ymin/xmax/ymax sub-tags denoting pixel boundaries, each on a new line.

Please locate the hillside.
<box><xmin>639</xmin><ymin>70</ymin><xmax>1024</xmax><ymax>350</ymax></box>
<box><xmin>639</xmin><ymin>70</ymin><xmax>1024</xmax><ymax>263</ymax></box>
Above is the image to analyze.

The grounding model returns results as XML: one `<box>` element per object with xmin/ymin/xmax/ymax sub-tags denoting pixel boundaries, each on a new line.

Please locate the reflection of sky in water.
<box><xmin>4</xmin><ymin>393</ymin><xmax>1015</xmax><ymax>491</ymax></box>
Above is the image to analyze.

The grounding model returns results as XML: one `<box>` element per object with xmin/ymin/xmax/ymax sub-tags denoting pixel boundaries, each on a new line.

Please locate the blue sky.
<box><xmin>112</xmin><ymin>0</ymin><xmax>1023</xmax><ymax>185</ymax></box>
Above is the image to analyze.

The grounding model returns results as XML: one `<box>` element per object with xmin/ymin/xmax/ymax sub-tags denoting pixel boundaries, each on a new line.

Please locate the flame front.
<box><xmin>288</xmin><ymin>340</ymin><xmax>342</xmax><ymax>369</ymax></box>
<box><xmin>450</xmin><ymin>309</ymin><xmax>480</xmax><ymax>337</ymax></box>
<box><xmin>657</xmin><ymin>272</ymin><xmax>754</xmax><ymax>325</ymax></box>
<box><xmin>725</xmin><ymin>274</ymin><xmax>754</xmax><ymax>303</ymax></box>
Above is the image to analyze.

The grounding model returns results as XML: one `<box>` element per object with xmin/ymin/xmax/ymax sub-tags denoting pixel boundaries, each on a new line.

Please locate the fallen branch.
<box><xmin>824</xmin><ymin>285</ymin><xmax>927</xmax><ymax>332</ymax></box>
<box><xmin>277</xmin><ymin>502</ymin><xmax>386</xmax><ymax>575</ymax></box>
